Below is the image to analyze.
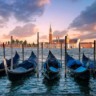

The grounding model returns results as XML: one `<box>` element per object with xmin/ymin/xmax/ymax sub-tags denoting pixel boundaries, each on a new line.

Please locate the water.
<box><xmin>0</xmin><ymin>47</ymin><xmax>96</xmax><ymax>96</ymax></box>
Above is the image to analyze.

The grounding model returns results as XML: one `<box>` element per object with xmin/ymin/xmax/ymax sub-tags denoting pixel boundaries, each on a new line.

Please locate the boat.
<box><xmin>66</xmin><ymin>53</ymin><xmax>90</xmax><ymax>81</ymax></box>
<box><xmin>42</xmin><ymin>50</ymin><xmax>62</xmax><ymax>80</ymax></box>
<box><xmin>0</xmin><ymin>51</ymin><xmax>20</xmax><ymax>76</ymax></box>
<box><xmin>82</xmin><ymin>53</ymin><xmax>94</xmax><ymax>69</ymax></box>
<box><xmin>7</xmin><ymin>51</ymin><xmax>37</xmax><ymax>81</ymax></box>
<box><xmin>82</xmin><ymin>53</ymin><xmax>90</xmax><ymax>67</ymax></box>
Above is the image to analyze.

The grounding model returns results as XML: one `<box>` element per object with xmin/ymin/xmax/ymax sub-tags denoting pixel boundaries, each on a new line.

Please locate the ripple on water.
<box><xmin>0</xmin><ymin>48</ymin><xmax>96</xmax><ymax>96</ymax></box>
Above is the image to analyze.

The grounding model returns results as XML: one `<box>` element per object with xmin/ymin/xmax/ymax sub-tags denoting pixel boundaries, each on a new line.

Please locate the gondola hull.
<box><xmin>0</xmin><ymin>51</ymin><xmax>20</xmax><ymax>76</ymax></box>
<box><xmin>43</xmin><ymin>70</ymin><xmax>60</xmax><ymax>80</ymax></box>
<box><xmin>66</xmin><ymin>53</ymin><xmax>90</xmax><ymax>81</ymax></box>
<box><xmin>0</xmin><ymin>69</ymin><xmax>6</xmax><ymax>76</ymax></box>
<box><xmin>69</xmin><ymin>68</ymin><xmax>90</xmax><ymax>81</ymax></box>
<box><xmin>8</xmin><ymin>68</ymin><xmax>36</xmax><ymax>81</ymax></box>
<box><xmin>7</xmin><ymin>51</ymin><xmax>37</xmax><ymax>82</ymax></box>
<box><xmin>42</xmin><ymin>51</ymin><xmax>61</xmax><ymax>80</ymax></box>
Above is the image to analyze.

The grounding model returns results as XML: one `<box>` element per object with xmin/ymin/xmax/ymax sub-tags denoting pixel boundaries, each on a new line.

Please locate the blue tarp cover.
<box><xmin>74</xmin><ymin>66</ymin><xmax>87</xmax><ymax>73</ymax></box>
<box><xmin>67</xmin><ymin>60</ymin><xmax>82</xmax><ymax>67</ymax></box>
<box><xmin>49</xmin><ymin>67</ymin><xmax>59</xmax><ymax>72</ymax></box>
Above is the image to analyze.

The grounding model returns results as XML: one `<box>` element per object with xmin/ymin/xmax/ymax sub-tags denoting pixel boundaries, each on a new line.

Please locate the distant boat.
<box><xmin>42</xmin><ymin>50</ymin><xmax>62</xmax><ymax>80</ymax></box>
<box><xmin>0</xmin><ymin>51</ymin><xmax>20</xmax><ymax>76</ymax></box>
<box><xmin>66</xmin><ymin>53</ymin><xmax>90</xmax><ymax>81</ymax></box>
<box><xmin>7</xmin><ymin>51</ymin><xmax>37</xmax><ymax>81</ymax></box>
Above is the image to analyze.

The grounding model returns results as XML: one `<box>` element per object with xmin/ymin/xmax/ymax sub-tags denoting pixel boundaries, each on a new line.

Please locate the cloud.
<box><xmin>53</xmin><ymin>30</ymin><xmax>67</xmax><ymax>38</ymax></box>
<box><xmin>70</xmin><ymin>1</ymin><xmax>96</xmax><ymax>29</ymax></box>
<box><xmin>3</xmin><ymin>23</ymin><xmax>37</xmax><ymax>39</ymax></box>
<box><xmin>40</xmin><ymin>35</ymin><xmax>48</xmax><ymax>40</ymax></box>
<box><xmin>0</xmin><ymin>16</ymin><xmax>8</xmax><ymax>27</ymax></box>
<box><xmin>79</xmin><ymin>32</ymin><xmax>96</xmax><ymax>40</ymax></box>
<box><xmin>0</xmin><ymin>0</ymin><xmax>50</xmax><ymax>26</ymax></box>
<box><xmin>68</xmin><ymin>1</ymin><xmax>96</xmax><ymax>41</ymax></box>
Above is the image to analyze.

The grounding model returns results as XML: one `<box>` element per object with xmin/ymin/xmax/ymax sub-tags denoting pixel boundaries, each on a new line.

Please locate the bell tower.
<box><xmin>49</xmin><ymin>24</ymin><xmax>52</xmax><ymax>44</ymax></box>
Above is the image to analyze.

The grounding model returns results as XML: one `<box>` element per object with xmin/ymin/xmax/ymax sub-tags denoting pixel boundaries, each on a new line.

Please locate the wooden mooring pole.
<box><xmin>79</xmin><ymin>43</ymin><xmax>81</xmax><ymax>61</ymax></box>
<box><xmin>61</xmin><ymin>43</ymin><xmax>62</xmax><ymax>65</ymax></box>
<box><xmin>37</xmin><ymin>32</ymin><xmax>39</xmax><ymax>78</ymax></box>
<box><xmin>65</xmin><ymin>36</ymin><xmax>67</xmax><ymax>78</ymax></box>
<box><xmin>41</xmin><ymin>42</ymin><xmax>43</xmax><ymax>68</ymax></box>
<box><xmin>11</xmin><ymin>36</ymin><xmax>13</xmax><ymax>70</ymax></box>
<box><xmin>3</xmin><ymin>43</ymin><xmax>5</xmax><ymax>58</ymax></box>
<box><xmin>3</xmin><ymin>43</ymin><xmax>7</xmax><ymax>75</ymax></box>
<box><xmin>94</xmin><ymin>40</ymin><xmax>96</xmax><ymax>73</ymax></box>
<box><xmin>22</xmin><ymin>43</ymin><xmax>24</xmax><ymax>62</ymax></box>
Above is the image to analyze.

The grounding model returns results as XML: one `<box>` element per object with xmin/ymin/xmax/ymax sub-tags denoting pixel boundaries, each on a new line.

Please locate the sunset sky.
<box><xmin>0</xmin><ymin>0</ymin><xmax>96</xmax><ymax>43</ymax></box>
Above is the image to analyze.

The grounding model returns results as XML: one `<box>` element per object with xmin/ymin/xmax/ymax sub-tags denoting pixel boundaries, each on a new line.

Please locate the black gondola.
<box><xmin>7</xmin><ymin>51</ymin><xmax>37</xmax><ymax>81</ymax></box>
<box><xmin>82</xmin><ymin>53</ymin><xmax>89</xmax><ymax>67</ymax></box>
<box><xmin>66</xmin><ymin>53</ymin><xmax>90</xmax><ymax>81</ymax></box>
<box><xmin>42</xmin><ymin>50</ymin><xmax>62</xmax><ymax>80</ymax></box>
<box><xmin>0</xmin><ymin>51</ymin><xmax>20</xmax><ymax>76</ymax></box>
<box><xmin>82</xmin><ymin>53</ymin><xmax>94</xmax><ymax>69</ymax></box>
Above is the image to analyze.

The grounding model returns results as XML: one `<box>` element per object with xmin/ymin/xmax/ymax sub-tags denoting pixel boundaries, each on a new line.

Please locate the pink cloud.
<box><xmin>3</xmin><ymin>23</ymin><xmax>37</xmax><ymax>39</ymax></box>
<box><xmin>40</xmin><ymin>35</ymin><xmax>48</xmax><ymax>40</ymax></box>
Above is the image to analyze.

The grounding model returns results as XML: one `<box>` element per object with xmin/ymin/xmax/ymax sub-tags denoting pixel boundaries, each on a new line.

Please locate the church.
<box><xmin>48</xmin><ymin>25</ymin><xmax>80</xmax><ymax>48</ymax></box>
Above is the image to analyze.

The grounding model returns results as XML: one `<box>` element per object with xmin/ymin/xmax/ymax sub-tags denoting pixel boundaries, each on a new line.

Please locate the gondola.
<box><xmin>42</xmin><ymin>50</ymin><xmax>61</xmax><ymax>80</ymax></box>
<box><xmin>66</xmin><ymin>53</ymin><xmax>90</xmax><ymax>81</ymax></box>
<box><xmin>7</xmin><ymin>51</ymin><xmax>37</xmax><ymax>81</ymax></box>
<box><xmin>82</xmin><ymin>53</ymin><xmax>90</xmax><ymax>67</ymax></box>
<box><xmin>0</xmin><ymin>51</ymin><xmax>20</xmax><ymax>76</ymax></box>
<box><xmin>82</xmin><ymin>53</ymin><xmax>94</xmax><ymax>69</ymax></box>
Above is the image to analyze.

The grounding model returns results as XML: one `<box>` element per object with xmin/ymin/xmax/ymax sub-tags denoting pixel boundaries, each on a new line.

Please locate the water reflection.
<box><xmin>6</xmin><ymin>78</ymin><xmax>27</xmax><ymax>96</ymax></box>
<box><xmin>43</xmin><ymin>78</ymin><xmax>60</xmax><ymax>94</ymax></box>
<box><xmin>74</xmin><ymin>78</ymin><xmax>90</xmax><ymax>96</ymax></box>
<box><xmin>0</xmin><ymin>48</ymin><xmax>95</xmax><ymax>95</ymax></box>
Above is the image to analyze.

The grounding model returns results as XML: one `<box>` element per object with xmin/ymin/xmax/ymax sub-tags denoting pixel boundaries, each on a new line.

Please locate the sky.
<box><xmin>0</xmin><ymin>0</ymin><xmax>96</xmax><ymax>43</ymax></box>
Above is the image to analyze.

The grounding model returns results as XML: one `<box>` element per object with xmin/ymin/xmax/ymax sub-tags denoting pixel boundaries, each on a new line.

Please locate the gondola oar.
<box><xmin>3</xmin><ymin>58</ymin><xmax>8</xmax><ymax>75</ymax></box>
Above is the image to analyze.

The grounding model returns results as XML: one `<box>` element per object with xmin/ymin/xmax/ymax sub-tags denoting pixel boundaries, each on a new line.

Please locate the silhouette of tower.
<box><xmin>49</xmin><ymin>24</ymin><xmax>52</xmax><ymax>44</ymax></box>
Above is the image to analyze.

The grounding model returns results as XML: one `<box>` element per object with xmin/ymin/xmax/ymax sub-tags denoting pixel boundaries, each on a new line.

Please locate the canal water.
<box><xmin>0</xmin><ymin>47</ymin><xmax>96</xmax><ymax>96</ymax></box>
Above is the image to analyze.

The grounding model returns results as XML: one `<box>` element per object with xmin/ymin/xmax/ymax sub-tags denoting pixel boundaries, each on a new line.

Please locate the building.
<box><xmin>80</xmin><ymin>42</ymin><xmax>94</xmax><ymax>48</ymax></box>
<box><xmin>69</xmin><ymin>38</ymin><xmax>80</xmax><ymax>48</ymax></box>
<box><xmin>49</xmin><ymin>24</ymin><xmax>52</xmax><ymax>44</ymax></box>
<box><xmin>48</xmin><ymin>25</ymin><xmax>80</xmax><ymax>48</ymax></box>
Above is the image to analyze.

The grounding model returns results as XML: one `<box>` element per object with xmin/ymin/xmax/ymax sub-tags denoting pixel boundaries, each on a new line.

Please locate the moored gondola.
<box><xmin>42</xmin><ymin>50</ymin><xmax>62</xmax><ymax>80</ymax></box>
<box><xmin>82</xmin><ymin>53</ymin><xmax>89</xmax><ymax>67</ymax></box>
<box><xmin>66</xmin><ymin>53</ymin><xmax>90</xmax><ymax>81</ymax></box>
<box><xmin>7</xmin><ymin>51</ymin><xmax>37</xmax><ymax>81</ymax></box>
<box><xmin>0</xmin><ymin>51</ymin><xmax>20</xmax><ymax>76</ymax></box>
<box><xmin>82</xmin><ymin>53</ymin><xmax>94</xmax><ymax>69</ymax></box>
